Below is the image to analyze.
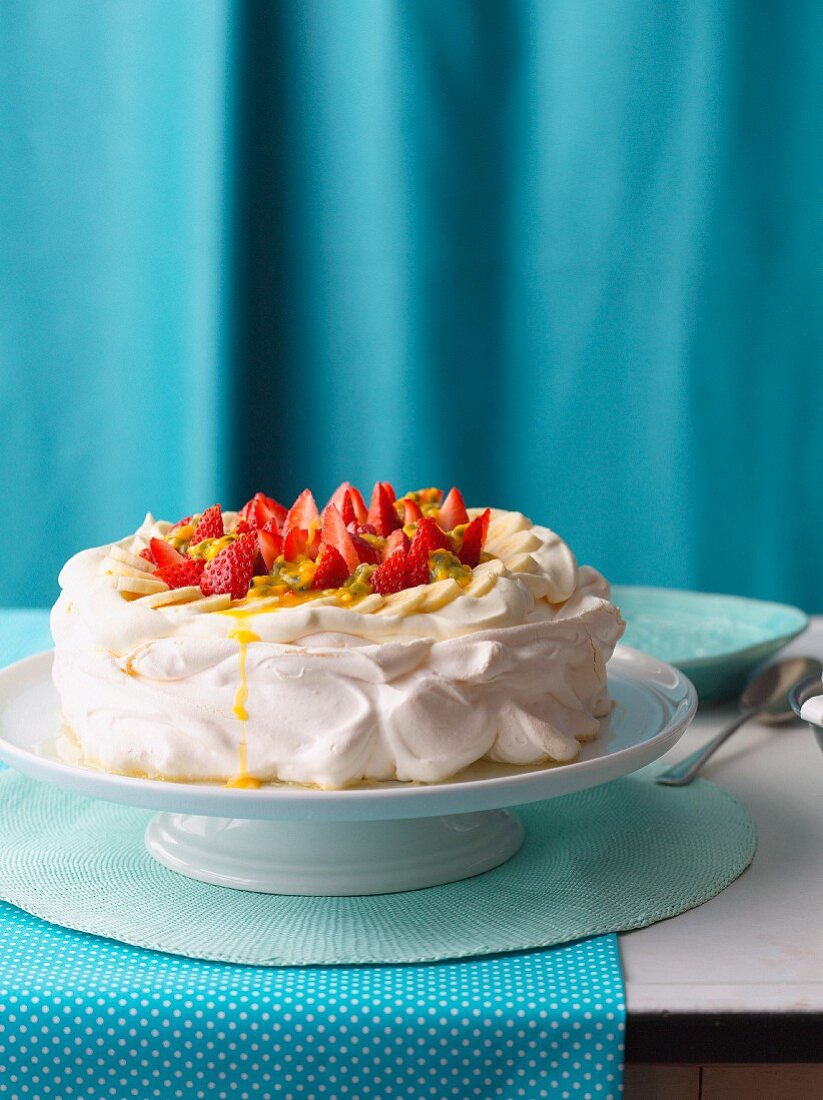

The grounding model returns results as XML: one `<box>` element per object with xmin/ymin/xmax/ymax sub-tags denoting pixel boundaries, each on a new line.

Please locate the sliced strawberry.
<box><xmin>168</xmin><ymin>514</ymin><xmax>193</xmax><ymax>533</ymax></box>
<box><xmin>352</xmin><ymin>522</ymin><xmax>377</xmax><ymax>536</ymax></box>
<box><xmin>240</xmin><ymin>492</ymin><xmax>287</xmax><ymax>532</ymax></box>
<box><xmin>149</xmin><ymin>537</ymin><xmax>187</xmax><ymax>569</ymax></box>
<box><xmin>327</xmin><ymin>481</ymin><xmax>351</xmax><ymax>513</ymax></box>
<box><xmin>458</xmin><ymin>509</ymin><xmax>491</xmax><ymax>567</ymax></box>
<box><xmin>381</xmin><ymin>481</ymin><xmax>396</xmax><ymax>503</ymax></box>
<box><xmin>155</xmin><ymin>558</ymin><xmax>206</xmax><ymax>589</ymax></box>
<box><xmin>438</xmin><ymin>487</ymin><xmax>469</xmax><ymax>531</ymax></box>
<box><xmin>266</xmin><ymin>496</ymin><xmax>288</xmax><ymax>526</ymax></box>
<box><xmin>190</xmin><ymin>504</ymin><xmax>224</xmax><ymax>546</ymax></box>
<box><xmin>284</xmin><ymin>489</ymin><xmax>319</xmax><ymax>539</ymax></box>
<box><xmin>258</xmin><ymin>529</ymin><xmax>283</xmax><ymax>571</ymax></box>
<box><xmin>383</xmin><ymin>529</ymin><xmax>410</xmax><ymax>560</ymax></box>
<box><xmin>319</xmin><ymin>505</ymin><xmax>360</xmax><ymax>574</ymax></box>
<box><xmin>283</xmin><ymin>526</ymin><xmax>321</xmax><ymax>562</ymax></box>
<box><xmin>200</xmin><ymin>532</ymin><xmax>257</xmax><ymax>599</ymax></box>
<box><xmin>349</xmin><ymin>486</ymin><xmax>368</xmax><ymax>523</ymax></box>
<box><xmin>311</xmin><ymin>545</ymin><xmax>350</xmax><ymax>590</ymax></box>
<box><xmin>402</xmin><ymin>498</ymin><xmax>424</xmax><ymax>524</ymax></box>
<box><xmin>344</xmin><ymin>488</ymin><xmax>369</xmax><ymax>526</ymax></box>
<box><xmin>139</xmin><ymin>547</ymin><xmax>155</xmax><ymax>564</ymax></box>
<box><xmin>367</xmin><ymin>482</ymin><xmax>401</xmax><ymax>537</ymax></box>
<box><xmin>406</xmin><ymin>540</ymin><xmax>430</xmax><ymax>587</ymax></box>
<box><xmin>327</xmin><ymin>482</ymin><xmax>368</xmax><ymax>523</ymax></box>
<box><xmin>340</xmin><ymin>491</ymin><xmax>356</xmax><ymax>526</ymax></box>
<box><xmin>371</xmin><ymin>552</ymin><xmax>408</xmax><ymax>594</ymax></box>
<box><xmin>241</xmin><ymin>501</ymin><xmax>263</xmax><ymax>530</ymax></box>
<box><xmin>350</xmin><ymin>532</ymin><xmax>381</xmax><ymax>564</ymax></box>
<box><xmin>412</xmin><ymin>516</ymin><xmax>451</xmax><ymax>554</ymax></box>
<box><xmin>235</xmin><ymin>519</ymin><xmax>251</xmax><ymax>534</ymax></box>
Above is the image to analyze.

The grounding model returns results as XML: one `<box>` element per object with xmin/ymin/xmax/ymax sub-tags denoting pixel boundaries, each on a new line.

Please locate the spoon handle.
<box><xmin>655</xmin><ymin>708</ymin><xmax>757</xmax><ymax>786</ymax></box>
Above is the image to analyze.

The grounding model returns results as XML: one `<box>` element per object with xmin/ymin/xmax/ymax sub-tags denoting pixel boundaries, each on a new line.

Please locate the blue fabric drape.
<box><xmin>2</xmin><ymin>1</ymin><xmax>822</xmax><ymax>608</ymax></box>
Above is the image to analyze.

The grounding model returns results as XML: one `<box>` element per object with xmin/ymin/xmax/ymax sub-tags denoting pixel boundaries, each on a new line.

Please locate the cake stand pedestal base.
<box><xmin>144</xmin><ymin>810</ymin><xmax>525</xmax><ymax>896</ymax></box>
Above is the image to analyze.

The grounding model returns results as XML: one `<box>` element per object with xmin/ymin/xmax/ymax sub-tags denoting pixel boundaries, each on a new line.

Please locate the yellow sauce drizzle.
<box><xmin>225</xmin><ymin>626</ymin><xmax>262</xmax><ymax>789</ymax></box>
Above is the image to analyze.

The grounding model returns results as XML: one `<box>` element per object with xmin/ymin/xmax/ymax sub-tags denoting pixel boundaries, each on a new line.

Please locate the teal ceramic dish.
<box><xmin>611</xmin><ymin>586</ymin><xmax>809</xmax><ymax>703</ymax></box>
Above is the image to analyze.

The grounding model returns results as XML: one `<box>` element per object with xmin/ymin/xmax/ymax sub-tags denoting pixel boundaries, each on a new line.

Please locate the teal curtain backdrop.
<box><xmin>1</xmin><ymin>0</ymin><xmax>822</xmax><ymax>609</ymax></box>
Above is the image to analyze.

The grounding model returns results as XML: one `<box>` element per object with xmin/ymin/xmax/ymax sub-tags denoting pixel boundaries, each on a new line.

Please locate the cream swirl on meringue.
<box><xmin>51</xmin><ymin>509</ymin><xmax>624</xmax><ymax>788</ymax></box>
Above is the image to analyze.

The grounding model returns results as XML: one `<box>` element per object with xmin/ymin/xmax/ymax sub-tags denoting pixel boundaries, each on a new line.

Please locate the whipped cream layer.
<box><xmin>51</xmin><ymin>510</ymin><xmax>625</xmax><ymax>788</ymax></box>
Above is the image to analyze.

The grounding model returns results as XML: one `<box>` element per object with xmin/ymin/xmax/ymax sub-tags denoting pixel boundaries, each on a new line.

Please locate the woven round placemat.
<box><xmin>0</xmin><ymin>766</ymin><xmax>755</xmax><ymax>965</ymax></box>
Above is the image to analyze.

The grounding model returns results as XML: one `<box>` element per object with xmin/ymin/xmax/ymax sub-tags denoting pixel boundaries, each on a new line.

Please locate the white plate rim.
<box><xmin>0</xmin><ymin>646</ymin><xmax>697</xmax><ymax>821</ymax></box>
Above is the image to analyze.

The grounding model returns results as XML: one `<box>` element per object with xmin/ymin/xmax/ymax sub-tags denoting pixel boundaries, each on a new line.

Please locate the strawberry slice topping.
<box><xmin>200</xmin><ymin>532</ymin><xmax>257</xmax><ymax>599</ymax></box>
<box><xmin>311</xmin><ymin>545</ymin><xmax>350</xmax><ymax>590</ymax></box>
<box><xmin>149</xmin><ymin>537</ymin><xmax>187</xmax><ymax>569</ymax></box>
<box><xmin>371</xmin><ymin>552</ymin><xmax>408</xmax><ymax>594</ymax></box>
<box><xmin>383</xmin><ymin>528</ymin><xmax>410</xmax><ymax>560</ymax></box>
<box><xmin>458</xmin><ymin>509</ymin><xmax>491</xmax><ymax>567</ymax></box>
<box><xmin>402</xmin><ymin>498</ymin><xmax>424</xmax><ymax>524</ymax></box>
<box><xmin>405</xmin><ymin>540</ymin><xmax>430</xmax><ymax>587</ymax></box>
<box><xmin>328</xmin><ymin>482</ymin><xmax>368</xmax><ymax>525</ymax></box>
<box><xmin>350</xmin><ymin>531</ymin><xmax>380</xmax><ymax>564</ymax></box>
<box><xmin>327</xmin><ymin>482</ymin><xmax>349</xmax><ymax>512</ymax></box>
<box><xmin>340</xmin><ymin>491</ymin><xmax>356</xmax><ymax>526</ymax></box>
<box><xmin>319</xmin><ymin>504</ymin><xmax>360</xmax><ymax>574</ymax></box>
<box><xmin>190</xmin><ymin>504</ymin><xmax>224</xmax><ymax>546</ymax></box>
<box><xmin>258</xmin><ymin>529</ymin><xmax>283</xmax><ymax>571</ymax></box>
<box><xmin>405</xmin><ymin>518</ymin><xmax>449</xmax><ymax>586</ymax></box>
<box><xmin>413</xmin><ymin>516</ymin><xmax>451</xmax><ymax>554</ymax></box>
<box><xmin>437</xmin><ymin>487</ymin><xmax>469</xmax><ymax>531</ymax></box>
<box><xmin>239</xmin><ymin>492</ymin><xmax>287</xmax><ymax>532</ymax></box>
<box><xmin>368</xmin><ymin>482</ymin><xmax>401</xmax><ymax>537</ymax></box>
<box><xmin>168</xmin><ymin>514</ymin><xmax>193</xmax><ymax>533</ymax></box>
<box><xmin>284</xmin><ymin>489</ymin><xmax>319</xmax><ymax>539</ymax></box>
<box><xmin>138</xmin><ymin>485</ymin><xmax>485</xmax><ymax>604</ymax></box>
<box><xmin>283</xmin><ymin>525</ymin><xmax>321</xmax><ymax>562</ymax></box>
<box><xmin>155</xmin><ymin>558</ymin><xmax>206</xmax><ymax>589</ymax></box>
<box><xmin>349</xmin><ymin>486</ymin><xmax>369</xmax><ymax>523</ymax></box>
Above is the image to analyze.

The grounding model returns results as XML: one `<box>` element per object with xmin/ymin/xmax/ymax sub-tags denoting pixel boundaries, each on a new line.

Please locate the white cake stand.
<box><xmin>0</xmin><ymin>647</ymin><xmax>696</xmax><ymax>896</ymax></box>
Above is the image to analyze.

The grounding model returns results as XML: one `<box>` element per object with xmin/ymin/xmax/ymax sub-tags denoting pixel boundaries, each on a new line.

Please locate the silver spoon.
<box><xmin>656</xmin><ymin>655</ymin><xmax>823</xmax><ymax>786</ymax></box>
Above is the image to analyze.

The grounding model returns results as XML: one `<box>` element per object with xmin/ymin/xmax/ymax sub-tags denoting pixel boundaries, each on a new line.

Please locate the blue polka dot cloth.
<box><xmin>0</xmin><ymin>612</ymin><xmax>626</xmax><ymax>1099</ymax></box>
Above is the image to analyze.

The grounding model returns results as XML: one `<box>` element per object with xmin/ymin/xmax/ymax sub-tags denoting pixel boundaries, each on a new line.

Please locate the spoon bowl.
<box><xmin>744</xmin><ymin>656</ymin><xmax>823</xmax><ymax>723</ymax></box>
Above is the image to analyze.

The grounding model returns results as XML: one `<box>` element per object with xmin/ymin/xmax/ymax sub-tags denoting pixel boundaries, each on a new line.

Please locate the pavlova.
<box><xmin>51</xmin><ymin>483</ymin><xmax>624</xmax><ymax>789</ymax></box>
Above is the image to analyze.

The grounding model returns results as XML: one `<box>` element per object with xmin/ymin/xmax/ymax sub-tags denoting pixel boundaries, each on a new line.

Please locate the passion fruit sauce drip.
<box><xmin>225</xmin><ymin>627</ymin><xmax>262</xmax><ymax>789</ymax></box>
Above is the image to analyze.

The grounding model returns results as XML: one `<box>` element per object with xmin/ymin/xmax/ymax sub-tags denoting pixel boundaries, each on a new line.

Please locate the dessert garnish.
<box><xmin>117</xmin><ymin>483</ymin><xmax>492</xmax><ymax>613</ymax></box>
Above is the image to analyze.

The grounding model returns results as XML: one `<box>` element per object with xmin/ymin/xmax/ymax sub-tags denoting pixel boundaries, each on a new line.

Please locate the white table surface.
<box><xmin>621</xmin><ymin>618</ymin><xmax>823</xmax><ymax>1015</ymax></box>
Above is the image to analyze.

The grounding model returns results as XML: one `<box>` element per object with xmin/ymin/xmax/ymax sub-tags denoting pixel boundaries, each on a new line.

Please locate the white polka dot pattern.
<box><xmin>0</xmin><ymin>904</ymin><xmax>625</xmax><ymax>1100</ymax></box>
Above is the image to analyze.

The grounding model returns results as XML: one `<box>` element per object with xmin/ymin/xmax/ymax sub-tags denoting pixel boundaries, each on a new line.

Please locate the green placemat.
<box><xmin>0</xmin><ymin>767</ymin><xmax>755</xmax><ymax>966</ymax></box>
